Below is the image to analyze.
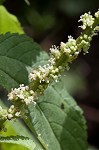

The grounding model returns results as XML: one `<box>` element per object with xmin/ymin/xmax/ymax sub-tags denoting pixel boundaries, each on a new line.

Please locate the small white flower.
<box><xmin>29</xmin><ymin>71</ymin><xmax>38</xmax><ymax>81</ymax></box>
<box><xmin>15</xmin><ymin>112</ymin><xmax>21</xmax><ymax>117</ymax></box>
<box><xmin>74</xmin><ymin>51</ymin><xmax>79</xmax><ymax>55</ymax></box>
<box><xmin>7</xmin><ymin>114</ymin><xmax>13</xmax><ymax>119</ymax></box>
<box><xmin>95</xmin><ymin>10</ymin><xmax>99</xmax><ymax>18</ymax></box>
<box><xmin>79</xmin><ymin>12</ymin><xmax>94</xmax><ymax>29</ymax></box>
<box><xmin>8</xmin><ymin>92</ymin><xmax>15</xmax><ymax>100</ymax></box>
<box><xmin>48</xmin><ymin>58</ymin><xmax>55</xmax><ymax>65</ymax></box>
<box><xmin>64</xmin><ymin>48</ymin><xmax>71</xmax><ymax>54</ymax></box>
<box><xmin>60</xmin><ymin>42</ymin><xmax>66</xmax><ymax>48</ymax></box>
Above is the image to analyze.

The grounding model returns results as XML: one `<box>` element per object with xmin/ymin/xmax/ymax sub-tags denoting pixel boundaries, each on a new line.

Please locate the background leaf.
<box><xmin>27</xmin><ymin>77</ymin><xmax>87</xmax><ymax>150</ymax></box>
<box><xmin>0</xmin><ymin>5</ymin><xmax>24</xmax><ymax>34</ymax></box>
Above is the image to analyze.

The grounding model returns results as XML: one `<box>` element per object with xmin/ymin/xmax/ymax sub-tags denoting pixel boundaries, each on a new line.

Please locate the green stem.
<box><xmin>28</xmin><ymin>17</ymin><xmax>99</xmax><ymax>94</ymax></box>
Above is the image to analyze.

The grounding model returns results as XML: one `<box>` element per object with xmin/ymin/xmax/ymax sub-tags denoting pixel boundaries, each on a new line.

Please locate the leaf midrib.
<box><xmin>36</xmin><ymin>103</ymin><xmax>61</xmax><ymax>150</ymax></box>
<box><xmin>38</xmin><ymin>102</ymin><xmax>84</xmax><ymax>150</ymax></box>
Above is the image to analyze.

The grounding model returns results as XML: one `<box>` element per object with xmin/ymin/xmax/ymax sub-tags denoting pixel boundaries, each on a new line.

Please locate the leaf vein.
<box><xmin>50</xmin><ymin>122</ymin><xmax>85</xmax><ymax>150</ymax></box>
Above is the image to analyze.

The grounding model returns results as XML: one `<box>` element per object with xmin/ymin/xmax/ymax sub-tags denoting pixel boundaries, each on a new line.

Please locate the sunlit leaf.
<box><xmin>0</xmin><ymin>5</ymin><xmax>24</xmax><ymax>34</ymax></box>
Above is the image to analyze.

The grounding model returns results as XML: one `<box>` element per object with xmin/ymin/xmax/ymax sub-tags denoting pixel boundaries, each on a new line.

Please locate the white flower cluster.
<box><xmin>7</xmin><ymin>105</ymin><xmax>21</xmax><ymax>120</ymax></box>
<box><xmin>49</xmin><ymin>45</ymin><xmax>60</xmax><ymax>60</ymax></box>
<box><xmin>29</xmin><ymin>43</ymin><xmax>72</xmax><ymax>89</ymax></box>
<box><xmin>79</xmin><ymin>12</ymin><xmax>95</xmax><ymax>30</ymax></box>
<box><xmin>8</xmin><ymin>84</ymin><xmax>36</xmax><ymax>105</ymax></box>
<box><xmin>29</xmin><ymin>64</ymin><xmax>61</xmax><ymax>86</ymax></box>
<box><xmin>29</xmin><ymin>34</ymin><xmax>93</xmax><ymax>94</ymax></box>
<box><xmin>95</xmin><ymin>9</ymin><xmax>99</xmax><ymax>18</ymax></box>
<box><xmin>60</xmin><ymin>36</ymin><xmax>79</xmax><ymax>59</ymax></box>
<box><xmin>77</xmin><ymin>34</ymin><xmax>92</xmax><ymax>54</ymax></box>
<box><xmin>29</xmin><ymin>36</ymin><xmax>79</xmax><ymax>94</ymax></box>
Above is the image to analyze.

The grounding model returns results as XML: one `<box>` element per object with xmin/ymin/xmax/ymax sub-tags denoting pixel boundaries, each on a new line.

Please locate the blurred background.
<box><xmin>2</xmin><ymin>0</ymin><xmax>99</xmax><ymax>149</ymax></box>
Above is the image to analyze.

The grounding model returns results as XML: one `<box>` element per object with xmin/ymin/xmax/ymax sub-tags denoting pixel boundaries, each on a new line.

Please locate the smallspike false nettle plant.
<box><xmin>0</xmin><ymin>5</ymin><xmax>99</xmax><ymax>150</ymax></box>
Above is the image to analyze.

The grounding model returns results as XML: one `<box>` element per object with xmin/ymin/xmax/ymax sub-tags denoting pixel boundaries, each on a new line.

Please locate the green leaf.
<box><xmin>0</xmin><ymin>100</ymin><xmax>44</xmax><ymax>150</ymax></box>
<box><xmin>0</xmin><ymin>135</ymin><xmax>36</xmax><ymax>150</ymax></box>
<box><xmin>0</xmin><ymin>5</ymin><xmax>24</xmax><ymax>34</ymax></box>
<box><xmin>28</xmin><ymin>78</ymin><xmax>87</xmax><ymax>150</ymax></box>
<box><xmin>0</xmin><ymin>33</ymin><xmax>49</xmax><ymax>91</ymax></box>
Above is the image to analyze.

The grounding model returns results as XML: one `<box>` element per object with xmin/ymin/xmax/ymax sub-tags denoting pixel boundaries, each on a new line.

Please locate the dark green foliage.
<box><xmin>28</xmin><ymin>78</ymin><xmax>87</xmax><ymax>150</ymax></box>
